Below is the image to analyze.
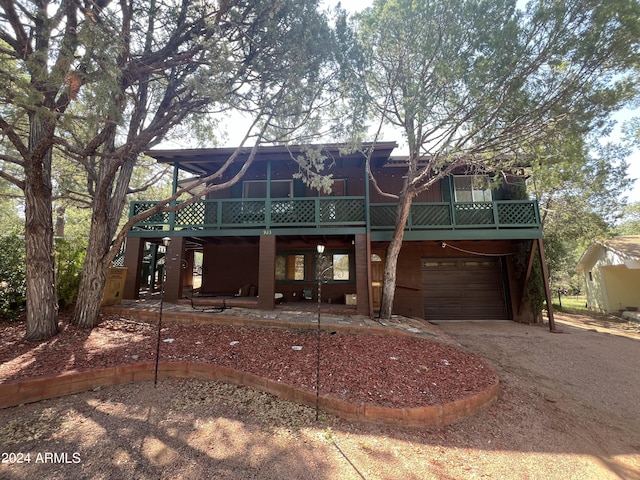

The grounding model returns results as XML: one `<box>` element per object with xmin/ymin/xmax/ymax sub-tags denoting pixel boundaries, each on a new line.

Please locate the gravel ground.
<box><xmin>1</xmin><ymin>311</ymin><xmax>639</xmax><ymax>479</ymax></box>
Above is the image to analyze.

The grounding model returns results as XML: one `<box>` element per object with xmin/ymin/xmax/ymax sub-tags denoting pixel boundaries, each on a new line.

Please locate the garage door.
<box><xmin>422</xmin><ymin>258</ymin><xmax>508</xmax><ymax>320</ymax></box>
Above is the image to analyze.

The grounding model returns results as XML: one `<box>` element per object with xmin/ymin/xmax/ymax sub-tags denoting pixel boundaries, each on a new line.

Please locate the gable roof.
<box><xmin>601</xmin><ymin>236</ymin><xmax>640</xmax><ymax>260</ymax></box>
<box><xmin>576</xmin><ymin>235</ymin><xmax>640</xmax><ymax>271</ymax></box>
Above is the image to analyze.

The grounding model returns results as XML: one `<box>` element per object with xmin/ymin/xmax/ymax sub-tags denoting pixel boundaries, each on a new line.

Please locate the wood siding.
<box><xmin>202</xmin><ymin>240</ymin><xmax>260</xmax><ymax>295</ymax></box>
<box><xmin>369</xmin><ymin>168</ymin><xmax>442</xmax><ymax>203</ymax></box>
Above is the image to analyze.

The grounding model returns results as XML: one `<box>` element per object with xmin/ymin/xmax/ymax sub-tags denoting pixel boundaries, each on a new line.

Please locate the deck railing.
<box><xmin>130</xmin><ymin>198</ymin><xmax>540</xmax><ymax>232</ymax></box>
<box><xmin>369</xmin><ymin>200</ymin><xmax>541</xmax><ymax>231</ymax></box>
<box><xmin>130</xmin><ymin>197</ymin><xmax>367</xmax><ymax>231</ymax></box>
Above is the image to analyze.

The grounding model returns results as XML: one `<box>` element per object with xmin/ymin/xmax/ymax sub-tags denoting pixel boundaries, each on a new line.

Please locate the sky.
<box><xmin>170</xmin><ymin>0</ymin><xmax>640</xmax><ymax>205</ymax></box>
<box><xmin>325</xmin><ymin>0</ymin><xmax>640</xmax><ymax>204</ymax></box>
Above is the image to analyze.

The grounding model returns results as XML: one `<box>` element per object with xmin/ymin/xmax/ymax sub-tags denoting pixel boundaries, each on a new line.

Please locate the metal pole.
<box><xmin>315</xmin><ymin>252</ymin><xmax>322</xmax><ymax>420</ymax></box>
<box><xmin>154</xmin><ymin>237</ymin><xmax>171</xmax><ymax>386</ymax></box>
<box><xmin>315</xmin><ymin>244</ymin><xmax>325</xmax><ymax>421</ymax></box>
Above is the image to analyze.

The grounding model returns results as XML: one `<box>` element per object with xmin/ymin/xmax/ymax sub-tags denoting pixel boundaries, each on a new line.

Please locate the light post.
<box><xmin>315</xmin><ymin>243</ymin><xmax>325</xmax><ymax>420</ymax></box>
<box><xmin>154</xmin><ymin>236</ymin><xmax>171</xmax><ymax>386</ymax></box>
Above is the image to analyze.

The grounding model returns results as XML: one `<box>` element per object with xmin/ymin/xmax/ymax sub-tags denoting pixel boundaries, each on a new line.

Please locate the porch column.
<box><xmin>164</xmin><ymin>236</ymin><xmax>185</xmax><ymax>303</ymax></box>
<box><xmin>258</xmin><ymin>234</ymin><xmax>276</xmax><ymax>310</ymax></box>
<box><xmin>355</xmin><ymin>233</ymin><xmax>370</xmax><ymax>315</ymax></box>
<box><xmin>123</xmin><ymin>237</ymin><xmax>144</xmax><ymax>300</ymax></box>
<box><xmin>183</xmin><ymin>249</ymin><xmax>195</xmax><ymax>292</ymax></box>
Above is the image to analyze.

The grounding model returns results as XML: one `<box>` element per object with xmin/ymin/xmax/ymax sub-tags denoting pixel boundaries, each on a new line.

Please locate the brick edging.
<box><xmin>0</xmin><ymin>361</ymin><xmax>499</xmax><ymax>427</ymax></box>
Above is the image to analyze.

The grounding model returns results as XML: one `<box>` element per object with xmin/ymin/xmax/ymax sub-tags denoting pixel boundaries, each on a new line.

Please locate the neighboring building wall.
<box><xmin>581</xmin><ymin>245</ymin><xmax>640</xmax><ymax>313</ymax></box>
<box><xmin>601</xmin><ymin>265</ymin><xmax>640</xmax><ymax>312</ymax></box>
<box><xmin>582</xmin><ymin>267</ymin><xmax>608</xmax><ymax>312</ymax></box>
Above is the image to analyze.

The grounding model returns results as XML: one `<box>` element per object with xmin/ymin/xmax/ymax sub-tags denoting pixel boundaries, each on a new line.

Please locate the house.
<box><xmin>576</xmin><ymin>235</ymin><xmax>640</xmax><ymax>315</ymax></box>
<box><xmin>121</xmin><ymin>142</ymin><xmax>552</xmax><ymax>323</ymax></box>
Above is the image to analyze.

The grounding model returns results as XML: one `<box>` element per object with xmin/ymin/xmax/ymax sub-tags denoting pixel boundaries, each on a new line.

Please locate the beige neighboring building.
<box><xmin>576</xmin><ymin>235</ymin><xmax>640</xmax><ymax>314</ymax></box>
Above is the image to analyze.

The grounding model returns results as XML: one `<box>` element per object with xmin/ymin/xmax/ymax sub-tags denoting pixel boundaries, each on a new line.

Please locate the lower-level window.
<box><xmin>330</xmin><ymin>254</ymin><xmax>350</xmax><ymax>280</ymax></box>
<box><xmin>275</xmin><ymin>254</ymin><xmax>305</xmax><ymax>281</ymax></box>
<box><xmin>275</xmin><ymin>251</ymin><xmax>353</xmax><ymax>282</ymax></box>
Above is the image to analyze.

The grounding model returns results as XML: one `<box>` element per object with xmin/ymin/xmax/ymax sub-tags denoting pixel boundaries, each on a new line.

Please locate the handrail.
<box><xmin>130</xmin><ymin>198</ymin><xmax>541</xmax><ymax>232</ymax></box>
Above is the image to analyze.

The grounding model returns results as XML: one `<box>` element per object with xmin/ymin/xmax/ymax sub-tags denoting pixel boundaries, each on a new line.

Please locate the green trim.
<box><xmin>128</xmin><ymin>197</ymin><xmax>542</xmax><ymax>240</ymax></box>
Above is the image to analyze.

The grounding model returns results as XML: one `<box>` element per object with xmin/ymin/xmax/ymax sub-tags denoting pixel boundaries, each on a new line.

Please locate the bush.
<box><xmin>0</xmin><ymin>235</ymin><xmax>88</xmax><ymax>319</ymax></box>
<box><xmin>55</xmin><ymin>237</ymin><xmax>87</xmax><ymax>310</ymax></box>
<box><xmin>0</xmin><ymin>234</ymin><xmax>26</xmax><ymax>320</ymax></box>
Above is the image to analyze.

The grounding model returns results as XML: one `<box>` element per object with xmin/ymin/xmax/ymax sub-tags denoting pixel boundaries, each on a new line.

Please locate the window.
<box><xmin>243</xmin><ymin>180</ymin><xmax>293</xmax><ymax>198</ymax></box>
<box><xmin>275</xmin><ymin>254</ymin><xmax>306</xmax><ymax>281</ymax></box>
<box><xmin>276</xmin><ymin>251</ymin><xmax>353</xmax><ymax>283</ymax></box>
<box><xmin>318</xmin><ymin>253</ymin><xmax>351</xmax><ymax>281</ymax></box>
<box><xmin>454</xmin><ymin>176</ymin><xmax>492</xmax><ymax>202</ymax></box>
<box><xmin>331</xmin><ymin>254</ymin><xmax>350</xmax><ymax>280</ymax></box>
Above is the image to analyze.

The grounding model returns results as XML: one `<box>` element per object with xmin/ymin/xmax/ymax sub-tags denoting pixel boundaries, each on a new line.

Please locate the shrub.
<box><xmin>0</xmin><ymin>234</ymin><xmax>26</xmax><ymax>320</ymax></box>
<box><xmin>55</xmin><ymin>237</ymin><xmax>87</xmax><ymax>310</ymax></box>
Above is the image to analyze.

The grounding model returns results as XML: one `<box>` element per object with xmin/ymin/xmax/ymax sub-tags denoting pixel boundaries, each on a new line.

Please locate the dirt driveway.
<box><xmin>1</xmin><ymin>312</ymin><xmax>639</xmax><ymax>479</ymax></box>
<box><xmin>437</xmin><ymin>313</ymin><xmax>640</xmax><ymax>479</ymax></box>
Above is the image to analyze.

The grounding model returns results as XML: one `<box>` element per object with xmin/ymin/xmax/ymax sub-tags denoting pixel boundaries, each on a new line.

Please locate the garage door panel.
<box><xmin>422</xmin><ymin>257</ymin><xmax>508</xmax><ymax>320</ymax></box>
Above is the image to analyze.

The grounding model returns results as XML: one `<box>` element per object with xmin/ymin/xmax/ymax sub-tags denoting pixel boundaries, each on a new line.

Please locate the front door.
<box><xmin>371</xmin><ymin>253</ymin><xmax>384</xmax><ymax>310</ymax></box>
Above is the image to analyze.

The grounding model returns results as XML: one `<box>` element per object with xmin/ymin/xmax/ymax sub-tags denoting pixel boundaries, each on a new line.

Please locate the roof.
<box><xmin>576</xmin><ymin>235</ymin><xmax>640</xmax><ymax>271</ymax></box>
<box><xmin>145</xmin><ymin>142</ymin><xmax>398</xmax><ymax>176</ymax></box>
<box><xmin>601</xmin><ymin>236</ymin><xmax>640</xmax><ymax>261</ymax></box>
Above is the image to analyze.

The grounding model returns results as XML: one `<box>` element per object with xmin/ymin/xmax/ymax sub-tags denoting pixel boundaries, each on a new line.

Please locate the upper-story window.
<box><xmin>243</xmin><ymin>180</ymin><xmax>293</xmax><ymax>198</ymax></box>
<box><xmin>453</xmin><ymin>176</ymin><xmax>492</xmax><ymax>202</ymax></box>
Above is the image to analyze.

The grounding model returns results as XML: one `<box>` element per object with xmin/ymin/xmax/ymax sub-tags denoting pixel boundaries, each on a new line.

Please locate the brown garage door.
<box><xmin>422</xmin><ymin>258</ymin><xmax>508</xmax><ymax>320</ymax></box>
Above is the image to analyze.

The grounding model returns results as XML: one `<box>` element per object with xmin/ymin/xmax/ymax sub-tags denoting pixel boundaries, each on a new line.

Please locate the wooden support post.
<box><xmin>123</xmin><ymin>237</ymin><xmax>144</xmax><ymax>300</ymax></box>
<box><xmin>164</xmin><ymin>236</ymin><xmax>185</xmax><ymax>303</ymax></box>
<box><xmin>258</xmin><ymin>234</ymin><xmax>276</xmax><ymax>310</ymax></box>
<box><xmin>355</xmin><ymin>234</ymin><xmax>370</xmax><ymax>316</ymax></box>
<box><xmin>537</xmin><ymin>238</ymin><xmax>557</xmax><ymax>332</ymax></box>
<box><xmin>518</xmin><ymin>240</ymin><xmax>538</xmax><ymax>316</ymax></box>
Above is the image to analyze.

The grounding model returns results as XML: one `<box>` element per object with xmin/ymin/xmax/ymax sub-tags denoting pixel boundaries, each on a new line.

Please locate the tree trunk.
<box><xmin>73</xmin><ymin>154</ymin><xmax>136</xmax><ymax>328</ymax></box>
<box><xmin>24</xmin><ymin>115</ymin><xmax>58</xmax><ymax>341</ymax></box>
<box><xmin>379</xmin><ymin>190</ymin><xmax>414</xmax><ymax>320</ymax></box>
<box><xmin>72</xmin><ymin>205</ymin><xmax>114</xmax><ymax>328</ymax></box>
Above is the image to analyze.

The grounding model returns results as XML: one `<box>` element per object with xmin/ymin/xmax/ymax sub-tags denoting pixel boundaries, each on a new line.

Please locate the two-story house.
<box><xmin>121</xmin><ymin>142</ymin><xmax>548</xmax><ymax>322</ymax></box>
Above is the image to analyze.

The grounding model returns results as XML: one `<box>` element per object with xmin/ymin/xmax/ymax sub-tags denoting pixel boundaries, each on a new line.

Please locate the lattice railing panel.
<box><xmin>175</xmin><ymin>202</ymin><xmax>204</xmax><ymax>226</ymax></box>
<box><xmin>271</xmin><ymin>199</ymin><xmax>315</xmax><ymax>224</ymax></box>
<box><xmin>454</xmin><ymin>203</ymin><xmax>494</xmax><ymax>225</ymax></box>
<box><xmin>131</xmin><ymin>202</ymin><xmax>169</xmax><ymax>230</ymax></box>
<box><xmin>411</xmin><ymin>204</ymin><xmax>451</xmax><ymax>227</ymax></box>
<box><xmin>320</xmin><ymin>198</ymin><xmax>364</xmax><ymax>223</ymax></box>
<box><xmin>496</xmin><ymin>202</ymin><xmax>538</xmax><ymax>226</ymax></box>
<box><xmin>221</xmin><ymin>200</ymin><xmax>265</xmax><ymax>224</ymax></box>
<box><xmin>370</xmin><ymin>205</ymin><xmax>397</xmax><ymax>227</ymax></box>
